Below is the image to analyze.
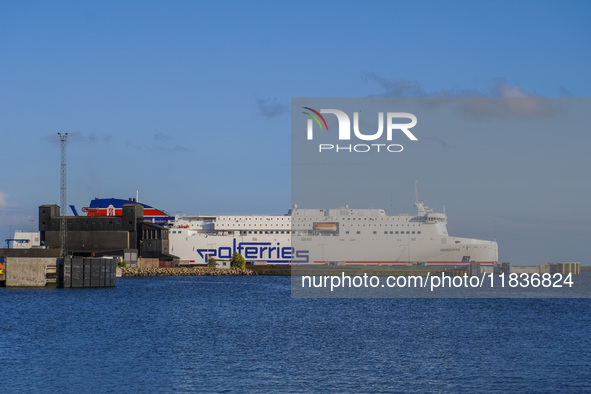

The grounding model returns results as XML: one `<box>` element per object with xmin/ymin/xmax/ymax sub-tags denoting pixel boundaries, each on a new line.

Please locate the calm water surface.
<box><xmin>1</xmin><ymin>276</ymin><xmax>590</xmax><ymax>392</ymax></box>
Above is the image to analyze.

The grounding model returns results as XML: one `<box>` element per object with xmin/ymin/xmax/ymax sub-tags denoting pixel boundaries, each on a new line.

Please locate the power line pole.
<box><xmin>58</xmin><ymin>132</ymin><xmax>68</xmax><ymax>256</ymax></box>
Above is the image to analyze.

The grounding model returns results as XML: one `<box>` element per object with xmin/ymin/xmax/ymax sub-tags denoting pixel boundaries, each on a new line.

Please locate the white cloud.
<box><xmin>0</xmin><ymin>191</ymin><xmax>9</xmax><ymax>209</ymax></box>
<box><xmin>494</xmin><ymin>80</ymin><xmax>530</xmax><ymax>98</ymax></box>
<box><xmin>364</xmin><ymin>74</ymin><xmax>555</xmax><ymax>118</ymax></box>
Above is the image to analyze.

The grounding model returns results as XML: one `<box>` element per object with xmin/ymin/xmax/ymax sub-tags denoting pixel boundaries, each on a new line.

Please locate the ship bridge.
<box><xmin>415</xmin><ymin>201</ymin><xmax>447</xmax><ymax>224</ymax></box>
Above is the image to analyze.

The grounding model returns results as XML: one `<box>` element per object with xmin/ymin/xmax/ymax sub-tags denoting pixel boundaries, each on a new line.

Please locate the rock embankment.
<box><xmin>121</xmin><ymin>267</ymin><xmax>256</xmax><ymax>277</ymax></box>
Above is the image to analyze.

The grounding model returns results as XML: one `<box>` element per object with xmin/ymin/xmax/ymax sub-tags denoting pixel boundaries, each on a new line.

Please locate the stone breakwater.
<box><xmin>121</xmin><ymin>267</ymin><xmax>256</xmax><ymax>277</ymax></box>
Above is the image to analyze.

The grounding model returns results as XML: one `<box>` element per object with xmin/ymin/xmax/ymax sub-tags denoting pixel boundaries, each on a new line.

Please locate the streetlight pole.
<box><xmin>58</xmin><ymin>132</ymin><xmax>68</xmax><ymax>257</ymax></box>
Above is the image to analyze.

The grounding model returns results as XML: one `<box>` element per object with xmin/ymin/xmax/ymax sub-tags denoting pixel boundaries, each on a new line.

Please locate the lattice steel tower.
<box><xmin>58</xmin><ymin>132</ymin><xmax>68</xmax><ymax>256</ymax></box>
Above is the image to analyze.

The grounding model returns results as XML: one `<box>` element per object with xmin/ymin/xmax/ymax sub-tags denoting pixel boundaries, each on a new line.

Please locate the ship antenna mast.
<box><xmin>58</xmin><ymin>132</ymin><xmax>68</xmax><ymax>257</ymax></box>
<box><xmin>390</xmin><ymin>194</ymin><xmax>393</xmax><ymax>215</ymax></box>
<box><xmin>494</xmin><ymin>219</ymin><xmax>497</xmax><ymax>242</ymax></box>
<box><xmin>414</xmin><ymin>180</ymin><xmax>419</xmax><ymax>203</ymax></box>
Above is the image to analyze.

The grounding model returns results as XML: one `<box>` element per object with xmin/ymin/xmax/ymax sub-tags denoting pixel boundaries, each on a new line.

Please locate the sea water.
<box><xmin>1</xmin><ymin>276</ymin><xmax>590</xmax><ymax>392</ymax></box>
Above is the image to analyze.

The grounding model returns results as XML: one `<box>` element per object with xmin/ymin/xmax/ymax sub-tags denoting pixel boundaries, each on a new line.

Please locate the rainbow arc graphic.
<box><xmin>302</xmin><ymin>107</ymin><xmax>328</xmax><ymax>131</ymax></box>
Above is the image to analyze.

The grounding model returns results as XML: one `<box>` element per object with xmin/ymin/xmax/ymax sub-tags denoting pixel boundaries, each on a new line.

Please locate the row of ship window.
<box><xmin>171</xmin><ymin>230</ymin><xmax>292</xmax><ymax>235</ymax></box>
<box><xmin>219</xmin><ymin>217</ymin><xmax>289</xmax><ymax>221</ymax></box>
<box><xmin>217</xmin><ymin>218</ymin><xmax>417</xmax><ymax>223</ymax></box>
<box><xmin>220</xmin><ymin>217</ymin><xmax>403</xmax><ymax>221</ymax></box>
<box><xmin>217</xmin><ymin>224</ymin><xmax>290</xmax><ymax>227</ymax></box>
<box><xmin>216</xmin><ymin>217</ymin><xmax>425</xmax><ymax>222</ymax></box>
<box><xmin>346</xmin><ymin>230</ymin><xmax>421</xmax><ymax>235</ymax></box>
<box><xmin>241</xmin><ymin>231</ymin><xmax>290</xmax><ymax>235</ymax></box>
<box><xmin>295</xmin><ymin>217</ymin><xmax>408</xmax><ymax>221</ymax></box>
<box><xmin>215</xmin><ymin>223</ymin><xmax>420</xmax><ymax>227</ymax></box>
<box><xmin>172</xmin><ymin>229</ymin><xmax>423</xmax><ymax>235</ymax></box>
<box><xmin>343</xmin><ymin>224</ymin><xmax>419</xmax><ymax>227</ymax></box>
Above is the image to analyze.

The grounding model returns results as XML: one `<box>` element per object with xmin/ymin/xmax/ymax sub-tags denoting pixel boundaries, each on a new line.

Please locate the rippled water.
<box><xmin>1</xmin><ymin>276</ymin><xmax>590</xmax><ymax>392</ymax></box>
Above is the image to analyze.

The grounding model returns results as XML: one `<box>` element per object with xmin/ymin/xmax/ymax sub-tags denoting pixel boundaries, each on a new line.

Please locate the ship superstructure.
<box><xmin>81</xmin><ymin>198</ymin><xmax>173</xmax><ymax>225</ymax></box>
<box><xmin>169</xmin><ymin>200</ymin><xmax>498</xmax><ymax>265</ymax></box>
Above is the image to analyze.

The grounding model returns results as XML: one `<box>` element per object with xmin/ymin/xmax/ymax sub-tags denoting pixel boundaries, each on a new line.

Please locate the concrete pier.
<box><xmin>2</xmin><ymin>257</ymin><xmax>117</xmax><ymax>287</ymax></box>
<box><xmin>59</xmin><ymin>257</ymin><xmax>117</xmax><ymax>288</ymax></box>
<box><xmin>4</xmin><ymin>258</ymin><xmax>57</xmax><ymax>287</ymax></box>
<box><xmin>512</xmin><ymin>262</ymin><xmax>582</xmax><ymax>275</ymax></box>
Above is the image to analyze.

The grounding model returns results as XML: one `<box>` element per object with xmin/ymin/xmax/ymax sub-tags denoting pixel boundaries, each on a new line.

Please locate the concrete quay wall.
<box><xmin>5</xmin><ymin>257</ymin><xmax>55</xmax><ymax>287</ymax></box>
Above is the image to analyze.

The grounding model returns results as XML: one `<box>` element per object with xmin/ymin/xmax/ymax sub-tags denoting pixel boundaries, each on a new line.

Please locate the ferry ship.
<box><xmin>12</xmin><ymin>196</ymin><xmax>497</xmax><ymax>266</ymax></box>
<box><xmin>169</xmin><ymin>200</ymin><xmax>498</xmax><ymax>266</ymax></box>
<box><xmin>79</xmin><ymin>197</ymin><xmax>173</xmax><ymax>225</ymax></box>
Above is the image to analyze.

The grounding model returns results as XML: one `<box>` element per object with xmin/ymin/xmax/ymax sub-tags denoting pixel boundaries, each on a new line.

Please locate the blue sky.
<box><xmin>1</xmin><ymin>1</ymin><xmax>590</xmax><ymax>263</ymax></box>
